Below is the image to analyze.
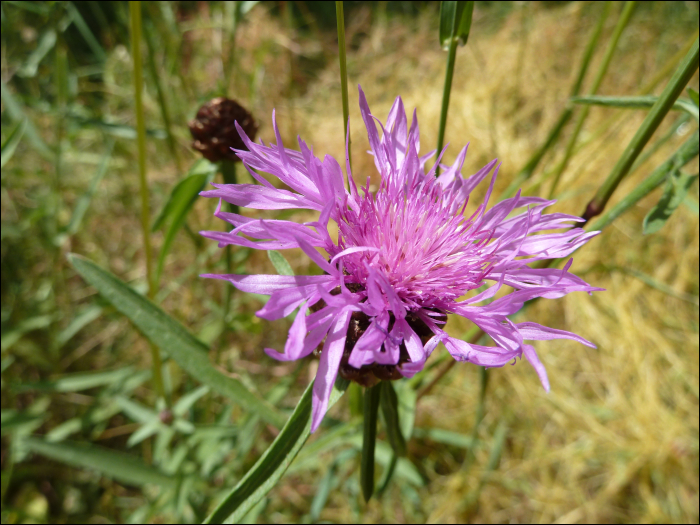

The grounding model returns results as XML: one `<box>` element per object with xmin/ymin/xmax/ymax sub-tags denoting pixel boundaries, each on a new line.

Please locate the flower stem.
<box><xmin>361</xmin><ymin>382</ymin><xmax>381</xmax><ymax>502</ymax></box>
<box><xmin>436</xmin><ymin>36</ymin><xmax>458</xmax><ymax>175</ymax></box>
<box><xmin>549</xmin><ymin>1</ymin><xmax>636</xmax><ymax>199</ymax></box>
<box><xmin>130</xmin><ymin>0</ymin><xmax>165</xmax><ymax>400</ymax></box>
<box><xmin>336</xmin><ymin>1</ymin><xmax>351</xmax><ymax>169</ymax></box>
<box><xmin>582</xmin><ymin>37</ymin><xmax>699</xmax><ymax>222</ymax></box>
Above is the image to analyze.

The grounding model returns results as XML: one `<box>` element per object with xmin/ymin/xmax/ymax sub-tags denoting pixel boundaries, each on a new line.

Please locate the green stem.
<box><xmin>436</xmin><ymin>36</ymin><xmax>458</xmax><ymax>175</ymax></box>
<box><xmin>143</xmin><ymin>19</ymin><xmax>182</xmax><ymax>175</ymax></box>
<box><xmin>361</xmin><ymin>382</ymin><xmax>381</xmax><ymax>502</ymax></box>
<box><xmin>549</xmin><ymin>1</ymin><xmax>636</xmax><ymax>199</ymax></box>
<box><xmin>130</xmin><ymin>0</ymin><xmax>165</xmax><ymax>400</ymax></box>
<box><xmin>501</xmin><ymin>1</ymin><xmax>611</xmax><ymax>199</ymax></box>
<box><xmin>583</xmin><ymin>37</ymin><xmax>699</xmax><ymax>222</ymax></box>
<box><xmin>336</xmin><ymin>1</ymin><xmax>351</xmax><ymax>169</ymax></box>
<box><xmin>587</xmin><ymin>130</ymin><xmax>698</xmax><ymax>232</ymax></box>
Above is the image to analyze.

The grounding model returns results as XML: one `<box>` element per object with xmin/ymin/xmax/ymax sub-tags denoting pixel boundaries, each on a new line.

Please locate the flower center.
<box><xmin>334</xmin><ymin>174</ymin><xmax>493</xmax><ymax>306</ymax></box>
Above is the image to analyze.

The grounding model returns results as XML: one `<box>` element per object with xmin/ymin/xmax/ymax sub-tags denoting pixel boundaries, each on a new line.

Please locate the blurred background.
<box><xmin>1</xmin><ymin>1</ymin><xmax>698</xmax><ymax>523</ymax></box>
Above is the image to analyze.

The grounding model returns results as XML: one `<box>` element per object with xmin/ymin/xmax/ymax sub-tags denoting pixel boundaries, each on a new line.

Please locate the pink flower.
<box><xmin>201</xmin><ymin>87</ymin><xmax>602</xmax><ymax>432</ymax></box>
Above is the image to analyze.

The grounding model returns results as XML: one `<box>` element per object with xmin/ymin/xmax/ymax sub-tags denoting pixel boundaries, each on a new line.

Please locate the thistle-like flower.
<box><xmin>201</xmin><ymin>87</ymin><xmax>602</xmax><ymax>432</ymax></box>
<box><xmin>189</xmin><ymin>97</ymin><xmax>258</xmax><ymax>162</ymax></box>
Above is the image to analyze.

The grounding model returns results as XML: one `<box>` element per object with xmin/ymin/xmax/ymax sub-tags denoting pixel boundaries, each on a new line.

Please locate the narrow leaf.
<box><xmin>267</xmin><ymin>250</ymin><xmax>294</xmax><ymax>276</ymax></box>
<box><xmin>379</xmin><ymin>381</ymin><xmax>406</xmax><ymax>457</ymax></box>
<box><xmin>571</xmin><ymin>95</ymin><xmax>699</xmax><ymax>120</ymax></box>
<box><xmin>361</xmin><ymin>383</ymin><xmax>381</xmax><ymax>502</ymax></box>
<box><xmin>64</xmin><ymin>140</ymin><xmax>114</xmax><ymax>237</ymax></box>
<box><xmin>154</xmin><ymin>164</ymin><xmax>215</xmax><ymax>281</ymax></box>
<box><xmin>152</xmin><ymin>159</ymin><xmax>217</xmax><ymax>231</ymax></box>
<box><xmin>643</xmin><ymin>170</ymin><xmax>698</xmax><ymax>234</ymax></box>
<box><xmin>24</xmin><ymin>437</ymin><xmax>177</xmax><ymax>489</ymax></box>
<box><xmin>439</xmin><ymin>1</ymin><xmax>474</xmax><ymax>49</ymax></box>
<box><xmin>1</xmin><ymin>119</ymin><xmax>27</xmax><ymax>169</ymax></box>
<box><xmin>67</xmin><ymin>254</ymin><xmax>286</xmax><ymax>429</ymax></box>
<box><xmin>17</xmin><ymin>29</ymin><xmax>57</xmax><ymax>78</ymax></box>
<box><xmin>203</xmin><ymin>378</ymin><xmax>349</xmax><ymax>524</ymax></box>
<box><xmin>13</xmin><ymin>367</ymin><xmax>135</xmax><ymax>393</ymax></box>
<box><xmin>0</xmin><ymin>79</ymin><xmax>53</xmax><ymax>160</ymax></box>
<box><xmin>688</xmin><ymin>87</ymin><xmax>699</xmax><ymax>107</ymax></box>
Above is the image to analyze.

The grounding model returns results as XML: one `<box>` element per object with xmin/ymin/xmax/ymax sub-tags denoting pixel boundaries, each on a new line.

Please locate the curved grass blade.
<box><xmin>154</xmin><ymin>162</ymin><xmax>217</xmax><ymax>282</ymax></box>
<box><xmin>203</xmin><ymin>378</ymin><xmax>349</xmax><ymax>524</ymax></box>
<box><xmin>67</xmin><ymin>254</ymin><xmax>286</xmax><ymax>429</ymax></box>
<box><xmin>439</xmin><ymin>1</ymin><xmax>475</xmax><ymax>49</ymax></box>
<box><xmin>643</xmin><ymin>169</ymin><xmax>698</xmax><ymax>234</ymax></box>
<box><xmin>23</xmin><ymin>437</ymin><xmax>177</xmax><ymax>489</ymax></box>
<box><xmin>571</xmin><ymin>95</ymin><xmax>698</xmax><ymax>120</ymax></box>
<box><xmin>1</xmin><ymin>119</ymin><xmax>27</xmax><ymax>169</ymax></box>
<box><xmin>361</xmin><ymin>382</ymin><xmax>381</xmax><ymax>502</ymax></box>
<box><xmin>379</xmin><ymin>381</ymin><xmax>406</xmax><ymax>457</ymax></box>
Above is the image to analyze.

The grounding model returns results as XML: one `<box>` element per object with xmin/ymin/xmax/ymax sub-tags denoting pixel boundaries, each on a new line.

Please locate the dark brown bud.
<box><xmin>188</xmin><ymin>98</ymin><xmax>258</xmax><ymax>163</ymax></box>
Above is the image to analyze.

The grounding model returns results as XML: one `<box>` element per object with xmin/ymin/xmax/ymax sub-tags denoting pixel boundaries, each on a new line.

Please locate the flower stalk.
<box><xmin>336</xmin><ymin>1</ymin><xmax>351</xmax><ymax>168</ymax></box>
<box><xmin>130</xmin><ymin>0</ymin><xmax>165</xmax><ymax>400</ymax></box>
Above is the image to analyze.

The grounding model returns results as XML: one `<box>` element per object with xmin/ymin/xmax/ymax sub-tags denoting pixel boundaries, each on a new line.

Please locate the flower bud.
<box><xmin>188</xmin><ymin>98</ymin><xmax>258</xmax><ymax>162</ymax></box>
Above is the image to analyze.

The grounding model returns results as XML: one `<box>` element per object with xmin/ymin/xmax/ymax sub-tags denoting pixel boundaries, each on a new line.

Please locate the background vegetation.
<box><xmin>1</xmin><ymin>1</ymin><xmax>698</xmax><ymax>523</ymax></box>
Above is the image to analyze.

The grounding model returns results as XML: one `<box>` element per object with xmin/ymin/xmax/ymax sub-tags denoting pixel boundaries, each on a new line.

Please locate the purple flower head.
<box><xmin>201</xmin><ymin>87</ymin><xmax>602</xmax><ymax>433</ymax></box>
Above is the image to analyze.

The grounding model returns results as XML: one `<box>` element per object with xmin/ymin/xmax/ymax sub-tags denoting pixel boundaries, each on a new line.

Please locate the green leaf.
<box><xmin>152</xmin><ymin>159</ymin><xmax>217</xmax><ymax>230</ymax></box>
<box><xmin>1</xmin><ymin>118</ymin><xmax>27</xmax><ymax>169</ymax></box>
<box><xmin>203</xmin><ymin>377</ymin><xmax>349</xmax><ymax>524</ymax></box>
<box><xmin>643</xmin><ymin>170</ymin><xmax>699</xmax><ymax>234</ymax></box>
<box><xmin>13</xmin><ymin>367</ymin><xmax>136</xmax><ymax>393</ymax></box>
<box><xmin>379</xmin><ymin>381</ymin><xmax>406</xmax><ymax>457</ymax></box>
<box><xmin>17</xmin><ymin>29</ymin><xmax>56</xmax><ymax>78</ymax></box>
<box><xmin>1</xmin><ymin>315</ymin><xmax>55</xmax><ymax>352</ymax></box>
<box><xmin>63</xmin><ymin>140</ymin><xmax>114</xmax><ymax>238</ymax></box>
<box><xmin>439</xmin><ymin>1</ymin><xmax>474</xmax><ymax>50</ymax></box>
<box><xmin>394</xmin><ymin>380</ymin><xmax>416</xmax><ymax>443</ymax></box>
<box><xmin>51</xmin><ymin>305</ymin><xmax>103</xmax><ymax>352</ymax></box>
<box><xmin>361</xmin><ymin>382</ymin><xmax>381</xmax><ymax>502</ymax></box>
<box><xmin>267</xmin><ymin>250</ymin><xmax>294</xmax><ymax>276</ymax></box>
<box><xmin>570</xmin><ymin>95</ymin><xmax>699</xmax><ymax>121</ymax></box>
<box><xmin>0</xmin><ymin>79</ymin><xmax>54</xmax><ymax>161</ymax></box>
<box><xmin>153</xmin><ymin>160</ymin><xmax>217</xmax><ymax>282</ymax></box>
<box><xmin>67</xmin><ymin>254</ymin><xmax>286</xmax><ymax>429</ymax></box>
<box><xmin>688</xmin><ymin>87</ymin><xmax>699</xmax><ymax>107</ymax></box>
<box><xmin>23</xmin><ymin>437</ymin><xmax>177</xmax><ymax>489</ymax></box>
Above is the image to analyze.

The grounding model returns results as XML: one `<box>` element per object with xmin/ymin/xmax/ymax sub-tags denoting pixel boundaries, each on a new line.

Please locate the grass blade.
<box><xmin>379</xmin><ymin>381</ymin><xmax>406</xmax><ymax>457</ymax></box>
<box><xmin>1</xmin><ymin>119</ymin><xmax>27</xmax><ymax>169</ymax></box>
<box><xmin>571</xmin><ymin>95</ymin><xmax>698</xmax><ymax>120</ymax></box>
<box><xmin>67</xmin><ymin>254</ymin><xmax>286</xmax><ymax>429</ymax></box>
<box><xmin>643</xmin><ymin>169</ymin><xmax>698</xmax><ymax>234</ymax></box>
<box><xmin>267</xmin><ymin>250</ymin><xmax>294</xmax><ymax>276</ymax></box>
<box><xmin>361</xmin><ymin>382</ymin><xmax>381</xmax><ymax>502</ymax></box>
<box><xmin>203</xmin><ymin>377</ymin><xmax>349</xmax><ymax>524</ymax></box>
<box><xmin>23</xmin><ymin>437</ymin><xmax>177</xmax><ymax>489</ymax></box>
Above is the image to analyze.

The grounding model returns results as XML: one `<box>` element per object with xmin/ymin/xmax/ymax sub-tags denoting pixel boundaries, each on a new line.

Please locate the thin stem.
<box><xmin>143</xmin><ymin>19</ymin><xmax>182</xmax><ymax>175</ymax></box>
<box><xmin>436</xmin><ymin>37</ymin><xmax>458</xmax><ymax>175</ymax></box>
<box><xmin>583</xmin><ymin>37</ymin><xmax>699</xmax><ymax>222</ymax></box>
<box><xmin>361</xmin><ymin>382</ymin><xmax>381</xmax><ymax>503</ymax></box>
<box><xmin>587</xmin><ymin>130</ymin><xmax>698</xmax><ymax>232</ymax></box>
<box><xmin>130</xmin><ymin>1</ymin><xmax>165</xmax><ymax>400</ymax></box>
<box><xmin>549</xmin><ymin>1</ymin><xmax>636</xmax><ymax>199</ymax></box>
<box><xmin>336</xmin><ymin>1</ymin><xmax>351</xmax><ymax>169</ymax></box>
